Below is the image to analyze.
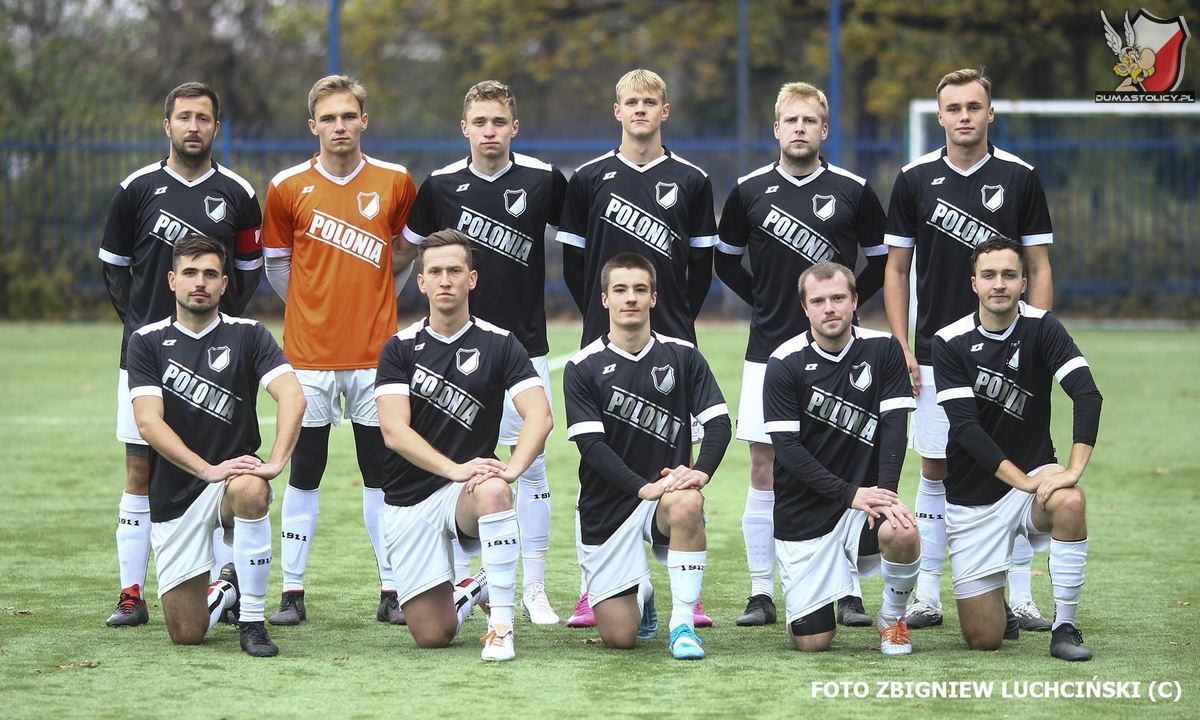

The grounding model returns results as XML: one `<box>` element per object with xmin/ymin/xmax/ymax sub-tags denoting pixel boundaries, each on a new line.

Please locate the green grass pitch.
<box><xmin>0</xmin><ymin>321</ymin><xmax>1197</xmax><ymax>719</ymax></box>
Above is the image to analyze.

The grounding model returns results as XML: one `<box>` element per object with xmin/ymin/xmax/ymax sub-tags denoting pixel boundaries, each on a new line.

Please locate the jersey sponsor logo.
<box><xmin>456</xmin><ymin>183</ymin><xmax>470</xmax><ymax>192</ymax></box>
<box><xmin>602</xmin><ymin>171</ymin><xmax>617</xmax><ymax>181</ymax></box>
<box><xmin>161</xmin><ymin>359</ymin><xmax>239</xmax><ymax>424</ymax></box>
<box><xmin>306</xmin><ymin>210</ymin><xmax>386</xmax><ymax>268</ymax></box>
<box><xmin>1007</xmin><ymin>348</ymin><xmax>1021</xmax><ymax>369</ymax></box>
<box><xmin>205</xmin><ymin>196</ymin><xmax>227</xmax><ymax>223</ymax></box>
<box><xmin>504</xmin><ymin>189</ymin><xmax>527</xmax><ymax>217</ymax></box>
<box><xmin>602</xmin><ymin>193</ymin><xmax>679</xmax><ymax>257</ymax></box>
<box><xmin>931</xmin><ymin>177</ymin><xmax>945</xmax><ymax>186</ymax></box>
<box><xmin>455</xmin><ymin>206</ymin><xmax>534</xmax><ymax>265</ymax></box>
<box><xmin>604</xmin><ymin>385</ymin><xmax>684</xmax><ymax>445</ymax></box>
<box><xmin>207</xmin><ymin>346</ymin><xmax>231</xmax><ymax>372</ymax></box>
<box><xmin>805</xmin><ymin>363</ymin><xmax>818</xmax><ymax>371</ymax></box>
<box><xmin>765</xmin><ymin>185</ymin><xmax>779</xmax><ymax>194</ymax></box>
<box><xmin>154</xmin><ymin>186</ymin><xmax>168</xmax><ymax>195</ymax></box>
<box><xmin>162</xmin><ymin>339</ymin><xmax>177</xmax><ymax>346</ymax></box>
<box><xmin>656</xmin><ymin>182</ymin><xmax>679</xmax><ymax>208</ymax></box>
<box><xmin>761</xmin><ymin>204</ymin><xmax>836</xmax><ymax>263</ymax></box>
<box><xmin>850</xmin><ymin>362</ymin><xmax>872</xmax><ymax>391</ymax></box>
<box><xmin>603</xmin><ymin>363</ymin><xmax>616</xmax><ymax>375</ymax></box>
<box><xmin>651</xmin><ymin>365</ymin><xmax>675</xmax><ymax>394</ymax></box>
<box><xmin>812</xmin><ymin>194</ymin><xmax>836</xmax><ymax>221</ymax></box>
<box><xmin>972</xmin><ymin>365</ymin><xmax>1033</xmax><ymax>419</ymax></box>
<box><xmin>301</xmin><ymin>185</ymin><xmax>315</xmax><ymax>194</ymax></box>
<box><xmin>358</xmin><ymin>192</ymin><xmax>381</xmax><ymax>219</ymax></box>
<box><xmin>805</xmin><ymin>385</ymin><xmax>879</xmax><ymax>445</ymax></box>
<box><xmin>456</xmin><ymin>348</ymin><xmax>481</xmax><ymax>375</ymax></box>
<box><xmin>927</xmin><ymin>199</ymin><xmax>1001</xmax><ymax>249</ymax></box>
<box><xmin>410</xmin><ymin>363</ymin><xmax>483</xmax><ymax>429</ymax></box>
<box><xmin>415</xmin><ymin>343</ymin><xmax>425</xmax><ymax>351</ymax></box>
<box><xmin>971</xmin><ymin>343</ymin><xmax>984</xmax><ymax>352</ymax></box>
<box><xmin>151</xmin><ymin>210</ymin><xmax>201</xmax><ymax>247</ymax></box>
<box><xmin>981</xmin><ymin>185</ymin><xmax>1005</xmax><ymax>212</ymax></box>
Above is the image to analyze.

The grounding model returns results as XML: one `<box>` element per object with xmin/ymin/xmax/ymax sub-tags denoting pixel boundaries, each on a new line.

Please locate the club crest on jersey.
<box><xmin>656</xmin><ymin>182</ymin><xmax>678</xmax><ymax>208</ymax></box>
<box><xmin>358</xmin><ymin>192</ymin><xmax>381</xmax><ymax>219</ymax></box>
<box><xmin>651</xmin><ymin>365</ymin><xmax>675</xmax><ymax>395</ymax></box>
<box><xmin>981</xmin><ymin>185</ymin><xmax>1005</xmax><ymax>212</ymax></box>
<box><xmin>204</xmin><ymin>196</ymin><xmax>227</xmax><ymax>223</ymax></box>
<box><xmin>456</xmin><ymin>348</ymin><xmax>481</xmax><ymax>375</ymax></box>
<box><xmin>504</xmin><ymin>189</ymin><xmax>527</xmax><ymax>217</ymax></box>
<box><xmin>850</xmin><ymin>362</ymin><xmax>872</xmax><ymax>391</ymax></box>
<box><xmin>1007</xmin><ymin>348</ymin><xmax>1021</xmax><ymax>369</ymax></box>
<box><xmin>207</xmin><ymin>346</ymin><xmax>231</xmax><ymax>372</ymax></box>
<box><xmin>813</xmin><ymin>195</ymin><xmax>836</xmax><ymax>221</ymax></box>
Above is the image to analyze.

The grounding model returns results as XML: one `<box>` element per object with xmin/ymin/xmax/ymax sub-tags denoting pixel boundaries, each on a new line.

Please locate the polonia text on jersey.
<box><xmin>806</xmin><ymin>385</ymin><xmax>878</xmax><ymax>445</ymax></box>
<box><xmin>604</xmin><ymin>385</ymin><xmax>684</xmax><ymax>445</ymax></box>
<box><xmin>762</xmin><ymin>205</ymin><xmax>836</xmax><ymax>263</ymax></box>
<box><xmin>306</xmin><ymin>210</ymin><xmax>385</xmax><ymax>268</ymax></box>
<box><xmin>161</xmin><ymin>359</ymin><xmax>240</xmax><ymax>423</ymax></box>
<box><xmin>926</xmin><ymin>199</ymin><xmax>1001</xmax><ymax>250</ymax></box>
<box><xmin>411</xmin><ymin>363</ymin><xmax>483</xmax><ymax>429</ymax></box>
<box><xmin>972</xmin><ymin>364</ymin><xmax>1033</xmax><ymax>419</ymax></box>
<box><xmin>602</xmin><ymin>194</ymin><xmax>679</xmax><ymax>257</ymax></box>
<box><xmin>455</xmin><ymin>205</ymin><xmax>533</xmax><ymax>265</ymax></box>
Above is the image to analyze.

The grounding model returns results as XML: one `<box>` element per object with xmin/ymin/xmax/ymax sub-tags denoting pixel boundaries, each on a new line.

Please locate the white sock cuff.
<box><xmin>881</xmin><ymin>557</ymin><xmax>920</xmax><ymax>577</ymax></box>
<box><xmin>667</xmin><ymin>550</ymin><xmax>707</xmax><ymax>569</ymax></box>
<box><xmin>746</xmin><ymin>486</ymin><xmax>774</xmax><ymax>505</ymax></box>
<box><xmin>283</xmin><ymin>485</ymin><xmax>320</xmax><ymax>515</ymax></box>
<box><xmin>119</xmin><ymin>492</ymin><xmax>150</xmax><ymax>513</ymax></box>
<box><xmin>917</xmin><ymin>476</ymin><xmax>945</xmax><ymax>495</ymax></box>
<box><xmin>479</xmin><ymin>508</ymin><xmax>518</xmax><ymax>528</ymax></box>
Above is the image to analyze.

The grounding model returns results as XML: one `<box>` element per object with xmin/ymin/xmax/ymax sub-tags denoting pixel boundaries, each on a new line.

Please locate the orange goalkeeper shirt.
<box><xmin>263</xmin><ymin>154</ymin><xmax>416</xmax><ymax>370</ymax></box>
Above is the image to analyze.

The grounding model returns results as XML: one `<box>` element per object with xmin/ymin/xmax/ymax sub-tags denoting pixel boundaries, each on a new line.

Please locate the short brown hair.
<box><xmin>798</xmin><ymin>262</ymin><xmax>856</xmax><ymax>303</ymax></box>
<box><xmin>172</xmin><ymin>233</ymin><xmax>226</xmax><ymax>269</ymax></box>
<box><xmin>464</xmin><ymin>80</ymin><xmax>517</xmax><ymax>118</ymax></box>
<box><xmin>308</xmin><ymin>75</ymin><xmax>367</xmax><ymax>119</ymax></box>
<box><xmin>615</xmin><ymin>69</ymin><xmax>667</xmax><ymax>103</ymax></box>
<box><xmin>775</xmin><ymin>82</ymin><xmax>829</xmax><ymax>123</ymax></box>
<box><xmin>417</xmin><ymin>229</ymin><xmax>474</xmax><ymax>271</ymax></box>
<box><xmin>601</xmin><ymin>252</ymin><xmax>656</xmax><ymax>294</ymax></box>
<box><xmin>971</xmin><ymin>235</ymin><xmax>1025</xmax><ymax>275</ymax></box>
<box><xmin>165</xmin><ymin>82</ymin><xmax>220</xmax><ymax>120</ymax></box>
<box><xmin>936</xmin><ymin>68</ymin><xmax>992</xmax><ymax>104</ymax></box>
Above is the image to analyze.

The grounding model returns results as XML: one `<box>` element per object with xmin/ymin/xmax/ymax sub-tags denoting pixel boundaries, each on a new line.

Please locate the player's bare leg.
<box><xmin>737</xmin><ymin>442</ymin><xmax>777</xmax><ymax>626</ymax></box>
<box><xmin>657</xmin><ymin>489</ymin><xmax>707</xmax><ymax>660</ymax></box>
<box><xmin>788</xmin><ymin>610</ymin><xmax>837</xmax><ymax>652</ymax></box>
<box><xmin>109</xmin><ymin>450</ymin><xmax>151</xmax><ymax>627</ymax></box>
<box><xmin>956</xmin><ymin>587</ymin><xmax>1007</xmax><ymax>650</ymax></box>
<box><xmin>457</xmin><ymin>476</ymin><xmax>520</xmax><ymax>661</ymax></box>
<box><xmin>593</xmin><ymin>591</ymin><xmax>642</xmax><ymax>649</ymax></box>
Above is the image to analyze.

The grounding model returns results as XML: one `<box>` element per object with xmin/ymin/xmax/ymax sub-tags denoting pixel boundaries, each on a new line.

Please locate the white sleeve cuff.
<box><xmin>566</xmin><ymin>421</ymin><xmax>605</xmax><ymax>439</ymax></box>
<box><xmin>883</xmin><ymin>233</ymin><xmax>915</xmax><ymax>248</ymax></box>
<box><xmin>862</xmin><ymin>243</ymin><xmax>888</xmax><ymax>257</ymax></box>
<box><xmin>99</xmin><ymin>249</ymin><xmax>133</xmax><ymax>266</ymax></box>
<box><xmin>694</xmin><ymin>403</ymin><xmax>729</xmax><ymax>425</ymax></box>
<box><xmin>259</xmin><ymin>364</ymin><xmax>294</xmax><ymax>389</ymax></box>
<box><xmin>936</xmin><ymin>387</ymin><xmax>975</xmax><ymax>403</ymax></box>
<box><xmin>401</xmin><ymin>226</ymin><xmax>425</xmax><ymax>245</ymax></box>
<box><xmin>716</xmin><ymin>240</ymin><xmax>745</xmax><ymax>256</ymax></box>
<box><xmin>765</xmin><ymin>420</ymin><xmax>801</xmax><ymax>433</ymax></box>
<box><xmin>1054</xmin><ymin>356</ymin><xmax>1089</xmax><ymax>383</ymax></box>
<box><xmin>263</xmin><ymin>247</ymin><xmax>293</xmax><ymax>258</ymax></box>
<box><xmin>880</xmin><ymin>397</ymin><xmax>917</xmax><ymax>413</ymax></box>
<box><xmin>1021</xmin><ymin>233</ymin><xmax>1053</xmax><ymax>246</ymax></box>
<box><xmin>374</xmin><ymin>383</ymin><xmax>410</xmax><ymax>398</ymax></box>
<box><xmin>129</xmin><ymin>386</ymin><xmax>162</xmax><ymax>399</ymax></box>
<box><xmin>554</xmin><ymin>231</ymin><xmax>586</xmax><ymax>248</ymax></box>
<box><xmin>508</xmin><ymin>376</ymin><xmax>543</xmax><ymax>397</ymax></box>
<box><xmin>689</xmin><ymin>234</ymin><xmax>719</xmax><ymax>248</ymax></box>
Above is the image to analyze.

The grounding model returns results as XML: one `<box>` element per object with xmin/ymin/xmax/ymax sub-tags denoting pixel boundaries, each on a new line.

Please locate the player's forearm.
<box><xmin>713</xmin><ymin>250</ymin><xmax>754</xmax><ymax>306</ymax></box>
<box><xmin>1060</xmin><ymin>443</ymin><xmax>1094</xmax><ymax>482</ymax></box>
<box><xmin>855</xmin><ymin>254</ymin><xmax>887</xmax><ymax>306</ymax></box>
<box><xmin>769</xmin><ymin>432</ymin><xmax>857</xmax><ymax>507</ymax></box>
<box><xmin>692</xmin><ymin>415</ymin><xmax>731</xmax><ymax>477</ymax></box>
<box><xmin>876</xmin><ymin>410</ymin><xmax>908</xmax><ymax>492</ymax></box>
<box><xmin>1062</xmin><ymin>368</ymin><xmax>1103</xmax><ymax>446</ymax></box>
<box><xmin>506</xmin><ymin>406</ymin><xmax>553</xmax><ymax>480</ymax></box>
<box><xmin>102</xmin><ymin>263</ymin><xmax>132</xmax><ymax>322</ymax></box>
<box><xmin>994</xmin><ymin>459</ymin><xmax>1039</xmax><ymax>493</ymax></box>
<box><xmin>1025</xmin><ymin>246</ymin><xmax>1054</xmax><ymax>310</ymax></box>
<box><xmin>383</xmin><ymin>423</ymin><xmax>462</xmax><ymax>480</ymax></box>
<box><xmin>265</xmin><ymin>383</ymin><xmax>306</xmax><ymax>469</ymax></box>
<box><xmin>943</xmin><ymin>399</ymin><xmax>1009</xmax><ymax>477</ymax></box>
<box><xmin>137</xmin><ymin>415</ymin><xmax>212</xmax><ymax>478</ymax></box>
<box><xmin>563</xmin><ymin>246</ymin><xmax>587</xmax><ymax>314</ymax></box>
<box><xmin>264</xmin><ymin>255</ymin><xmax>291</xmax><ymax>301</ymax></box>
<box><xmin>883</xmin><ymin>253</ymin><xmax>912</xmax><ymax>350</ymax></box>
<box><xmin>575</xmin><ymin>435</ymin><xmax>652</xmax><ymax>497</ymax></box>
<box><xmin>686</xmin><ymin>248</ymin><xmax>714</xmax><ymax>320</ymax></box>
<box><xmin>233</xmin><ymin>267</ymin><xmax>261</xmax><ymax>315</ymax></box>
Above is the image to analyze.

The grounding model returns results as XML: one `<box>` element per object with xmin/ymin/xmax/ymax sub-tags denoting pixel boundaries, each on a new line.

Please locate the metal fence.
<box><xmin>1</xmin><ymin>117</ymin><xmax>1196</xmax><ymax>318</ymax></box>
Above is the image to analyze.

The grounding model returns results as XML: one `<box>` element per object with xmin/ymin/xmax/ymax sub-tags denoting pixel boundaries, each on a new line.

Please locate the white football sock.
<box><xmin>210</xmin><ymin>525</ymin><xmax>233</xmax><ymax>581</ymax></box>
<box><xmin>206</xmin><ymin>579</ymin><xmax>236</xmax><ymax>632</ymax></box>
<box><xmin>517</xmin><ymin>454</ymin><xmax>551</xmax><ymax>587</ymax></box>
<box><xmin>880</xmin><ymin>558</ymin><xmax>920</xmax><ymax>624</ymax></box>
<box><xmin>1009</xmin><ymin>534</ymin><xmax>1035</xmax><ymax>605</ymax></box>
<box><xmin>741</xmin><ymin>487</ymin><xmax>775</xmax><ymax>598</ymax></box>
<box><xmin>479</xmin><ymin>509</ymin><xmax>519</xmax><ymax>629</ymax></box>
<box><xmin>362</xmin><ymin>487</ymin><xmax>394</xmax><ymax>592</ymax></box>
<box><xmin>913</xmin><ymin>475</ymin><xmax>946</xmax><ymax>608</ymax></box>
<box><xmin>116</xmin><ymin>492</ymin><xmax>150</xmax><ymax>591</ymax></box>
<box><xmin>667</xmin><ymin>550</ymin><xmax>706</xmax><ymax>631</ymax></box>
<box><xmin>1049</xmin><ymin>538</ymin><xmax>1088</xmax><ymax>630</ymax></box>
<box><xmin>279</xmin><ymin>486</ymin><xmax>319</xmax><ymax>592</ymax></box>
<box><xmin>452</xmin><ymin>537</ymin><xmax>472</xmax><ymax>584</ymax></box>
<box><xmin>234</xmin><ymin>514</ymin><xmax>272</xmax><ymax>623</ymax></box>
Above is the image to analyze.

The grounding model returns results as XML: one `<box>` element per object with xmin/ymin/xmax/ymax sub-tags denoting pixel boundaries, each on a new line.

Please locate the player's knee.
<box><xmin>598</xmin><ymin>624</ymin><xmax>638</xmax><ymax>650</ymax></box>
<box><xmin>788</xmin><ymin>604</ymin><xmax>836</xmax><ymax>652</ymax></box>
<box><xmin>166</xmin><ymin>621</ymin><xmax>205</xmax><ymax>646</ymax></box>
<box><xmin>962</xmin><ymin>626</ymin><xmax>1003</xmax><ymax>651</ymax></box>
<box><xmin>664</xmin><ymin>488</ymin><xmax>704</xmax><ymax>521</ymax></box>
<box><xmin>410</xmin><ymin>624</ymin><xmax>455</xmax><ymax>649</ymax></box>
<box><xmin>227</xmin><ymin>475</ymin><xmax>270</xmax><ymax>517</ymax></box>
<box><xmin>474</xmin><ymin>476</ymin><xmax>514</xmax><ymax>513</ymax></box>
<box><xmin>1047</xmin><ymin>485</ymin><xmax>1086</xmax><ymax>518</ymax></box>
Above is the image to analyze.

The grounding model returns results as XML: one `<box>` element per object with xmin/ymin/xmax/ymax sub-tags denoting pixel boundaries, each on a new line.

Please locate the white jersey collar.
<box><xmin>606</xmin><ymin>334</ymin><xmax>656</xmax><ymax>362</ymax></box>
<box><xmin>423</xmin><ymin>318</ymin><xmax>474</xmax><ymax>344</ymax></box>
<box><xmin>809</xmin><ymin>329</ymin><xmax>857</xmax><ymax>363</ymax></box>
<box><xmin>173</xmin><ymin>314</ymin><xmax>222</xmax><ymax>339</ymax></box>
<box><xmin>615</xmin><ymin>149</ymin><xmax>670</xmax><ymax>174</ymax></box>
<box><xmin>162</xmin><ymin>161</ymin><xmax>217</xmax><ymax>188</ymax></box>
<box><xmin>313</xmin><ymin>154</ymin><xmax>367</xmax><ymax>186</ymax></box>
<box><xmin>469</xmin><ymin>157</ymin><xmax>514</xmax><ymax>182</ymax></box>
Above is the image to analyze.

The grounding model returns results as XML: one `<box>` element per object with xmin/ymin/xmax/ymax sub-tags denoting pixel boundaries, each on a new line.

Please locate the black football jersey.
<box><xmin>764</xmin><ymin>327</ymin><xmax>915</xmax><ymax>541</ymax></box>
<box><xmin>403</xmin><ymin>153</ymin><xmax>567</xmax><ymax>357</ymax></box>
<box><xmin>718</xmin><ymin>161</ymin><xmax>887</xmax><ymax>362</ymax></box>
<box><xmin>100</xmin><ymin>160</ymin><xmax>264</xmax><ymax>366</ymax></box>
<box><xmin>933</xmin><ymin>303</ymin><xmax>1095</xmax><ymax>506</ymax></box>
<box><xmin>126</xmin><ymin>314</ymin><xmax>291</xmax><ymax>522</ymax></box>
<box><xmin>375</xmin><ymin>317</ymin><xmax>540</xmax><ymax>507</ymax></box>
<box><xmin>563</xmin><ymin>333</ymin><xmax>727</xmax><ymax>544</ymax></box>
<box><xmin>555</xmin><ymin>149</ymin><xmax>718</xmax><ymax>345</ymax></box>
<box><xmin>884</xmin><ymin>145</ymin><xmax>1053</xmax><ymax>364</ymax></box>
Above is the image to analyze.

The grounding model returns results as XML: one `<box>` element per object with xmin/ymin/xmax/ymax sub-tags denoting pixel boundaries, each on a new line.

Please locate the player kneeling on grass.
<box><xmin>763</xmin><ymin>262</ymin><xmax>920</xmax><ymax>655</ymax></box>
<box><xmin>375</xmin><ymin>230</ymin><xmax>553</xmax><ymax>662</ymax></box>
<box><xmin>128</xmin><ymin>234</ymin><xmax>305</xmax><ymax>657</ymax></box>
<box><xmin>933</xmin><ymin>235</ymin><xmax>1101</xmax><ymax>661</ymax></box>
<box><xmin>563</xmin><ymin>252</ymin><xmax>731</xmax><ymax>660</ymax></box>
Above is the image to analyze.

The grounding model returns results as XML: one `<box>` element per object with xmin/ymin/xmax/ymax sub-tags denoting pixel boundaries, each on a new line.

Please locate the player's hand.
<box><xmin>200</xmin><ymin>455</ymin><xmax>262</xmax><ymax>483</ymax></box>
<box><xmin>660</xmin><ymin>465</ymin><xmax>709</xmax><ymax>492</ymax></box>
<box><xmin>902</xmin><ymin>347</ymin><xmax>921</xmax><ymax>396</ymax></box>
<box><xmin>246</xmin><ymin>460</ymin><xmax>286</xmax><ymax>481</ymax></box>
<box><xmin>451</xmin><ymin>458</ymin><xmax>506</xmax><ymax>485</ymax></box>
<box><xmin>874</xmin><ymin>500</ymin><xmax>917</xmax><ymax>531</ymax></box>
<box><xmin>638</xmin><ymin>480</ymin><xmax>666</xmax><ymax>501</ymax></box>
<box><xmin>851</xmin><ymin>486</ymin><xmax>898</xmax><ymax>525</ymax></box>
<box><xmin>1033</xmin><ymin>464</ymin><xmax>1078</xmax><ymax>508</ymax></box>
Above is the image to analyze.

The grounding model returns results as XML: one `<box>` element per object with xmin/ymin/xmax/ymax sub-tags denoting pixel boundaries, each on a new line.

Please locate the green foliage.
<box><xmin>0</xmin><ymin>250</ymin><xmax>80</xmax><ymax>319</ymax></box>
<box><xmin>0</xmin><ymin>323</ymin><xmax>1198</xmax><ymax>718</ymax></box>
